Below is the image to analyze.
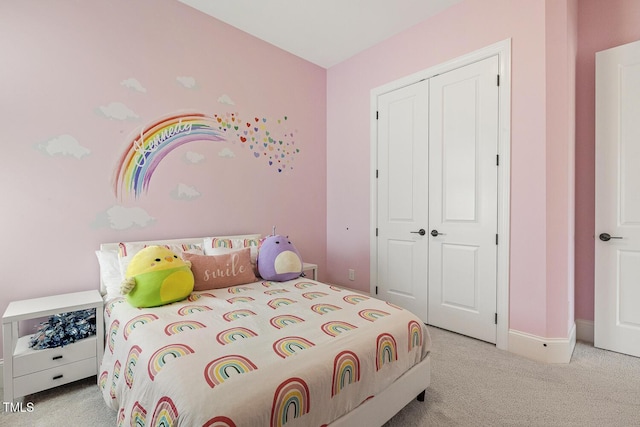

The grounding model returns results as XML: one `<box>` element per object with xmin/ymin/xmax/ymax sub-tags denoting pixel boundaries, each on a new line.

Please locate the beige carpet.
<box><xmin>3</xmin><ymin>326</ymin><xmax>640</xmax><ymax>426</ymax></box>
<box><xmin>384</xmin><ymin>327</ymin><xmax>640</xmax><ymax>426</ymax></box>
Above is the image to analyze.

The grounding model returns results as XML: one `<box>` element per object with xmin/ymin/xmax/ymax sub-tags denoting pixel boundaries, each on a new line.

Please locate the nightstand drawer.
<box><xmin>13</xmin><ymin>335</ymin><xmax>97</xmax><ymax>377</ymax></box>
<box><xmin>3</xmin><ymin>290</ymin><xmax>104</xmax><ymax>402</ymax></box>
<box><xmin>13</xmin><ymin>357</ymin><xmax>97</xmax><ymax>397</ymax></box>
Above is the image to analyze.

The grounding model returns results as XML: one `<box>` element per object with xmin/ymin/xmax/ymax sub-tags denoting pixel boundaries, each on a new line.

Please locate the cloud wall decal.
<box><xmin>97</xmin><ymin>102</ymin><xmax>139</xmax><ymax>120</ymax></box>
<box><xmin>36</xmin><ymin>134</ymin><xmax>90</xmax><ymax>159</ymax></box>
<box><xmin>121</xmin><ymin>78</ymin><xmax>147</xmax><ymax>93</ymax></box>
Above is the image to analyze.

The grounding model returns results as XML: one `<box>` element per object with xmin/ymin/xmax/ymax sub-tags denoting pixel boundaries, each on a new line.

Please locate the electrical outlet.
<box><xmin>348</xmin><ymin>269</ymin><xmax>355</xmax><ymax>281</ymax></box>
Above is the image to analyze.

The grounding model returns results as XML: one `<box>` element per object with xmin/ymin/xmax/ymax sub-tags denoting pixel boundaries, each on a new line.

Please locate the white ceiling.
<box><xmin>177</xmin><ymin>0</ymin><xmax>463</xmax><ymax>68</ymax></box>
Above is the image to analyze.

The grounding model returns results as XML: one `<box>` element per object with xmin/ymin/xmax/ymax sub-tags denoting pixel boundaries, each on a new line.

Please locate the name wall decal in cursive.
<box><xmin>113</xmin><ymin>111</ymin><xmax>298</xmax><ymax>199</ymax></box>
<box><xmin>133</xmin><ymin>118</ymin><xmax>193</xmax><ymax>167</ymax></box>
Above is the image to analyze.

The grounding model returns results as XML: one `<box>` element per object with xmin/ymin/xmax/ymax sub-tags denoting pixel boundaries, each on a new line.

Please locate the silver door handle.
<box><xmin>410</xmin><ymin>229</ymin><xmax>426</xmax><ymax>236</ymax></box>
<box><xmin>431</xmin><ymin>230</ymin><xmax>446</xmax><ymax>237</ymax></box>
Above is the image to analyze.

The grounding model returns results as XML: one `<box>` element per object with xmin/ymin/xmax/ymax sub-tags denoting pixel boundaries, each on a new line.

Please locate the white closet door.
<box><xmin>375</xmin><ymin>80</ymin><xmax>429</xmax><ymax>322</ymax></box>
<box><xmin>427</xmin><ymin>55</ymin><xmax>499</xmax><ymax>344</ymax></box>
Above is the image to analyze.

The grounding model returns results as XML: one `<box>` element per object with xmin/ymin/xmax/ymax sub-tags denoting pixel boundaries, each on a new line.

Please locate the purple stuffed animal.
<box><xmin>257</xmin><ymin>235</ymin><xmax>303</xmax><ymax>281</ymax></box>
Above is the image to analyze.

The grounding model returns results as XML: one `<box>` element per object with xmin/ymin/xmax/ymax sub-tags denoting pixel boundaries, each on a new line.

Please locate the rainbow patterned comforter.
<box><xmin>99</xmin><ymin>278</ymin><xmax>431</xmax><ymax>426</ymax></box>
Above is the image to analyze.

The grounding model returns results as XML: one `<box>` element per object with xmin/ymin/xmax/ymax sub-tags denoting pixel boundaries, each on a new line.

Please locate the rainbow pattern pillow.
<box><xmin>203</xmin><ymin>234</ymin><xmax>261</xmax><ymax>254</ymax></box>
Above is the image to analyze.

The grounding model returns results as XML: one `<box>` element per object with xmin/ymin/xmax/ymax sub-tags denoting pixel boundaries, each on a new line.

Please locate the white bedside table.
<box><xmin>2</xmin><ymin>290</ymin><xmax>104</xmax><ymax>402</ymax></box>
<box><xmin>302</xmin><ymin>262</ymin><xmax>318</xmax><ymax>280</ymax></box>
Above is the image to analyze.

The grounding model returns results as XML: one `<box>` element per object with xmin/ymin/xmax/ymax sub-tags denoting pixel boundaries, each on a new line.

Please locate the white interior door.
<box><xmin>427</xmin><ymin>56</ymin><xmax>499</xmax><ymax>344</ymax></box>
<box><xmin>375</xmin><ymin>80</ymin><xmax>429</xmax><ymax>321</ymax></box>
<box><xmin>595</xmin><ymin>39</ymin><xmax>640</xmax><ymax>358</ymax></box>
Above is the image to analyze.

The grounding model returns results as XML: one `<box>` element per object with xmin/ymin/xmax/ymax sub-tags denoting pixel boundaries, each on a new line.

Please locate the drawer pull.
<box><xmin>52</xmin><ymin>355</ymin><xmax>63</xmax><ymax>360</ymax></box>
<box><xmin>53</xmin><ymin>374</ymin><xmax>63</xmax><ymax>380</ymax></box>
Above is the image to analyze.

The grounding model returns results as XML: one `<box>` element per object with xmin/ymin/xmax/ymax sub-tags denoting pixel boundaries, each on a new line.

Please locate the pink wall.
<box><xmin>0</xmin><ymin>0</ymin><xmax>326</xmax><ymax>356</ymax></box>
<box><xmin>544</xmin><ymin>0</ymin><xmax>577</xmax><ymax>338</ymax></box>
<box><xmin>575</xmin><ymin>0</ymin><xmax>640</xmax><ymax>322</ymax></box>
<box><xmin>326</xmin><ymin>0</ymin><xmax>596</xmax><ymax>339</ymax></box>
<box><xmin>2</xmin><ymin>0</ymin><xmax>637</xmax><ymax>359</ymax></box>
<box><xmin>327</xmin><ymin>0</ymin><xmax>640</xmax><ymax>338</ymax></box>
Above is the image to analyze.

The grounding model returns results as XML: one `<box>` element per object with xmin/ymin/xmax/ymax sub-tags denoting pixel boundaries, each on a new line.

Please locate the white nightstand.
<box><xmin>2</xmin><ymin>290</ymin><xmax>104</xmax><ymax>402</ymax></box>
<box><xmin>302</xmin><ymin>262</ymin><xmax>318</xmax><ymax>280</ymax></box>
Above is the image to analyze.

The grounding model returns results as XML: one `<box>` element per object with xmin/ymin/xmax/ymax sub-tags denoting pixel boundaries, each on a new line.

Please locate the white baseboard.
<box><xmin>508</xmin><ymin>322</ymin><xmax>576</xmax><ymax>363</ymax></box>
<box><xmin>575</xmin><ymin>319</ymin><xmax>594</xmax><ymax>343</ymax></box>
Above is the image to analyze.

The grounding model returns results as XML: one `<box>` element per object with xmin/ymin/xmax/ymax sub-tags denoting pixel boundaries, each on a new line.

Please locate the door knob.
<box><xmin>599</xmin><ymin>233</ymin><xmax>622</xmax><ymax>242</ymax></box>
<box><xmin>410</xmin><ymin>229</ymin><xmax>426</xmax><ymax>236</ymax></box>
<box><xmin>431</xmin><ymin>229</ymin><xmax>445</xmax><ymax>237</ymax></box>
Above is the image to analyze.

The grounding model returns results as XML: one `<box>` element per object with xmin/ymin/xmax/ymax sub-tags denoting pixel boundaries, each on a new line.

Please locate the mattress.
<box><xmin>99</xmin><ymin>277</ymin><xmax>431</xmax><ymax>426</ymax></box>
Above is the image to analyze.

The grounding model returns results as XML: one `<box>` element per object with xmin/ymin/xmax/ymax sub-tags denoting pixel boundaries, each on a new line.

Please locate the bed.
<box><xmin>96</xmin><ymin>235</ymin><xmax>431</xmax><ymax>426</ymax></box>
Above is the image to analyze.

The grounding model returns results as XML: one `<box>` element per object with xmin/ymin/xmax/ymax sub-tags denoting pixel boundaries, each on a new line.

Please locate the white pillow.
<box><xmin>95</xmin><ymin>250</ymin><xmax>123</xmax><ymax>301</ymax></box>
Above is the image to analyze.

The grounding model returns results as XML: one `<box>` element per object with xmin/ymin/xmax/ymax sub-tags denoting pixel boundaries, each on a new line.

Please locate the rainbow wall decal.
<box><xmin>332</xmin><ymin>350</ymin><xmax>361</xmax><ymax>396</ymax></box>
<box><xmin>269</xmin><ymin>315</ymin><xmax>305</xmax><ymax>329</ymax></box>
<box><xmin>204</xmin><ymin>354</ymin><xmax>258</xmax><ymax>388</ymax></box>
<box><xmin>147</xmin><ymin>343</ymin><xmax>195</xmax><ymax>381</ymax></box>
<box><xmin>164</xmin><ymin>320</ymin><xmax>207</xmax><ymax>336</ymax></box>
<box><xmin>215</xmin><ymin>327</ymin><xmax>258</xmax><ymax>345</ymax></box>
<box><xmin>321</xmin><ymin>321</ymin><xmax>358</xmax><ymax>337</ymax></box>
<box><xmin>114</xmin><ymin>113</ymin><xmax>225</xmax><ymax>199</ymax></box>
<box><xmin>151</xmin><ymin>396</ymin><xmax>179</xmax><ymax>427</ymax></box>
<box><xmin>270</xmin><ymin>377</ymin><xmax>310</xmax><ymax>427</ymax></box>
<box><xmin>408</xmin><ymin>320</ymin><xmax>424</xmax><ymax>351</ymax></box>
<box><xmin>376</xmin><ymin>333</ymin><xmax>398</xmax><ymax>371</ymax></box>
<box><xmin>113</xmin><ymin>111</ymin><xmax>299</xmax><ymax>199</ymax></box>
<box><xmin>125</xmin><ymin>345</ymin><xmax>142</xmax><ymax>389</ymax></box>
<box><xmin>124</xmin><ymin>314</ymin><xmax>159</xmax><ymax>340</ymax></box>
<box><xmin>358</xmin><ymin>309</ymin><xmax>390</xmax><ymax>322</ymax></box>
<box><xmin>131</xmin><ymin>402</ymin><xmax>147</xmax><ymax>427</ymax></box>
<box><xmin>222</xmin><ymin>309</ymin><xmax>257</xmax><ymax>322</ymax></box>
<box><xmin>203</xmin><ymin>416</ymin><xmax>237</xmax><ymax>427</ymax></box>
<box><xmin>272</xmin><ymin>336</ymin><xmax>315</xmax><ymax>358</ymax></box>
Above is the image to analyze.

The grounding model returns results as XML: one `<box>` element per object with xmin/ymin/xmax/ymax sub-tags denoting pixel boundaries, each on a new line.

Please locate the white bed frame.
<box><xmin>99</xmin><ymin>235</ymin><xmax>430</xmax><ymax>426</ymax></box>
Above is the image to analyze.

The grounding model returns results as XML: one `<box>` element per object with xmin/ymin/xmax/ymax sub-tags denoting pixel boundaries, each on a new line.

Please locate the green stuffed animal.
<box><xmin>120</xmin><ymin>245</ymin><xmax>194</xmax><ymax>307</ymax></box>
